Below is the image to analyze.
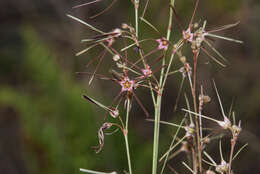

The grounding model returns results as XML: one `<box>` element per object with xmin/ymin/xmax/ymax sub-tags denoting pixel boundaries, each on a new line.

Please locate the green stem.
<box><xmin>124</xmin><ymin>99</ymin><xmax>132</xmax><ymax>174</ymax></box>
<box><xmin>152</xmin><ymin>1</ymin><xmax>175</xmax><ymax>173</ymax></box>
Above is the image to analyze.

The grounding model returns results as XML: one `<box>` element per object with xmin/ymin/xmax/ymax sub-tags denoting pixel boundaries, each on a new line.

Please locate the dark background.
<box><xmin>1</xmin><ymin>0</ymin><xmax>260</xmax><ymax>173</ymax></box>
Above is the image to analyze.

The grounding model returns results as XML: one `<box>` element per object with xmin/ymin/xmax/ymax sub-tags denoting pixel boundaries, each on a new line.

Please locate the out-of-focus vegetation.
<box><xmin>1</xmin><ymin>0</ymin><xmax>260</xmax><ymax>174</ymax></box>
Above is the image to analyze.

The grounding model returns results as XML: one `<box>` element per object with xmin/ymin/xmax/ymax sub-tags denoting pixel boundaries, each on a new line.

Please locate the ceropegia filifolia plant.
<box><xmin>67</xmin><ymin>0</ymin><xmax>247</xmax><ymax>173</ymax></box>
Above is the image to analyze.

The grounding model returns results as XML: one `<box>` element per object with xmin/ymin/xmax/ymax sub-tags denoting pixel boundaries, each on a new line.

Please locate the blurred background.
<box><xmin>1</xmin><ymin>0</ymin><xmax>260</xmax><ymax>173</ymax></box>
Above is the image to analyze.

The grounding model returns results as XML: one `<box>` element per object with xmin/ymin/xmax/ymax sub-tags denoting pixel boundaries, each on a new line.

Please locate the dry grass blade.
<box><xmin>206</xmin><ymin>33</ymin><xmax>243</xmax><ymax>44</ymax></box>
<box><xmin>182</xmin><ymin>161</ymin><xmax>196</xmax><ymax>174</ymax></box>
<box><xmin>213</xmin><ymin>80</ymin><xmax>226</xmax><ymax>118</ymax></box>
<box><xmin>76</xmin><ymin>44</ymin><xmax>99</xmax><ymax>56</ymax></box>
<box><xmin>140</xmin><ymin>17</ymin><xmax>160</xmax><ymax>34</ymax></box>
<box><xmin>67</xmin><ymin>14</ymin><xmax>105</xmax><ymax>34</ymax></box>
<box><xmin>80</xmin><ymin>168</ymin><xmax>114</xmax><ymax>174</ymax></box>
<box><xmin>201</xmin><ymin>47</ymin><xmax>226</xmax><ymax>67</ymax></box>
<box><xmin>73</xmin><ymin>0</ymin><xmax>103</xmax><ymax>9</ymax></box>
<box><xmin>208</xmin><ymin>21</ymin><xmax>240</xmax><ymax>33</ymax></box>
<box><xmin>204</xmin><ymin>40</ymin><xmax>228</xmax><ymax>63</ymax></box>
<box><xmin>232</xmin><ymin>143</ymin><xmax>248</xmax><ymax>160</ymax></box>
<box><xmin>89</xmin><ymin>0</ymin><xmax>117</xmax><ymax>19</ymax></box>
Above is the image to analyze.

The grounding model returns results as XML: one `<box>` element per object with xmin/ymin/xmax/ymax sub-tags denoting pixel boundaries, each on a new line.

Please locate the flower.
<box><xmin>119</xmin><ymin>77</ymin><xmax>135</xmax><ymax>92</ymax></box>
<box><xmin>141</xmin><ymin>65</ymin><xmax>152</xmax><ymax>77</ymax></box>
<box><xmin>215</xmin><ymin>160</ymin><xmax>229</xmax><ymax>173</ymax></box>
<box><xmin>182</xmin><ymin>28</ymin><xmax>194</xmax><ymax>42</ymax></box>
<box><xmin>156</xmin><ymin>37</ymin><xmax>169</xmax><ymax>50</ymax></box>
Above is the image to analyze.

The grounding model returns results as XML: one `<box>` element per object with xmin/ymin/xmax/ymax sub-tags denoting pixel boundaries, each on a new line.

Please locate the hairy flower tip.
<box><xmin>205</xmin><ymin>170</ymin><xmax>216</xmax><ymax>174</ymax></box>
<box><xmin>156</xmin><ymin>37</ymin><xmax>169</xmax><ymax>50</ymax></box>
<box><xmin>216</xmin><ymin>160</ymin><xmax>229</xmax><ymax>173</ymax></box>
<box><xmin>116</xmin><ymin>62</ymin><xmax>126</xmax><ymax>69</ymax></box>
<box><xmin>113</xmin><ymin>54</ymin><xmax>120</xmax><ymax>62</ymax></box>
<box><xmin>202</xmin><ymin>137</ymin><xmax>211</xmax><ymax>144</ymax></box>
<box><xmin>183</xmin><ymin>28</ymin><xmax>194</xmax><ymax>42</ymax></box>
<box><xmin>217</xmin><ymin>116</ymin><xmax>231</xmax><ymax>129</ymax></box>
<box><xmin>199</xmin><ymin>94</ymin><xmax>211</xmax><ymax>103</ymax></box>
<box><xmin>185</xmin><ymin>123</ymin><xmax>195</xmax><ymax>138</ymax></box>
<box><xmin>121</xmin><ymin>23</ymin><xmax>128</xmax><ymax>29</ymax></box>
<box><xmin>179</xmin><ymin>63</ymin><xmax>192</xmax><ymax>78</ymax></box>
<box><xmin>112</xmin><ymin>28</ymin><xmax>122</xmax><ymax>37</ymax></box>
<box><xmin>195</xmin><ymin>32</ymin><xmax>206</xmax><ymax>48</ymax></box>
<box><xmin>141</xmin><ymin>65</ymin><xmax>152</xmax><ymax>77</ymax></box>
<box><xmin>120</xmin><ymin>77</ymin><xmax>135</xmax><ymax>92</ymax></box>
<box><xmin>232</xmin><ymin>122</ymin><xmax>242</xmax><ymax>137</ymax></box>
<box><xmin>109</xmin><ymin>107</ymin><xmax>119</xmax><ymax>118</ymax></box>
<box><xmin>193</xmin><ymin>22</ymin><xmax>199</xmax><ymax>29</ymax></box>
<box><xmin>180</xmin><ymin>56</ymin><xmax>186</xmax><ymax>64</ymax></box>
<box><xmin>172</xmin><ymin>44</ymin><xmax>178</xmax><ymax>54</ymax></box>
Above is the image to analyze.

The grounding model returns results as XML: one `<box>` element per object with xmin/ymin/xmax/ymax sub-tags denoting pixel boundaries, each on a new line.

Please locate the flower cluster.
<box><xmin>68</xmin><ymin>0</ymin><xmax>245</xmax><ymax>173</ymax></box>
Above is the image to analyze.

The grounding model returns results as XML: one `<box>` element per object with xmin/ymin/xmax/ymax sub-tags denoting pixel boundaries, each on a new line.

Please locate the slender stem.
<box><xmin>192</xmin><ymin>51</ymin><xmax>202</xmax><ymax>173</ymax></box>
<box><xmin>152</xmin><ymin>94</ymin><xmax>162</xmax><ymax>174</ymax></box>
<box><xmin>124</xmin><ymin>99</ymin><xmax>132</xmax><ymax>174</ymax></box>
<box><xmin>228</xmin><ymin>138</ymin><xmax>236</xmax><ymax>174</ymax></box>
<box><xmin>152</xmin><ymin>1</ymin><xmax>175</xmax><ymax>174</ymax></box>
<box><xmin>133</xmin><ymin>0</ymin><xmax>156</xmax><ymax>107</ymax></box>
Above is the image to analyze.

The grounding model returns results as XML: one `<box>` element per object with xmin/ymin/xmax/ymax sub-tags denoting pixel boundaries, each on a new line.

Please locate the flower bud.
<box><xmin>113</xmin><ymin>54</ymin><xmax>120</xmax><ymax>62</ymax></box>
<box><xmin>216</xmin><ymin>160</ymin><xmax>229</xmax><ymax>173</ymax></box>
<box><xmin>180</xmin><ymin>56</ymin><xmax>186</xmax><ymax>64</ymax></box>
<box><xmin>217</xmin><ymin>116</ymin><xmax>231</xmax><ymax>129</ymax></box>
<box><xmin>109</xmin><ymin>108</ymin><xmax>119</xmax><ymax>118</ymax></box>
<box><xmin>121</xmin><ymin>23</ymin><xmax>128</xmax><ymax>29</ymax></box>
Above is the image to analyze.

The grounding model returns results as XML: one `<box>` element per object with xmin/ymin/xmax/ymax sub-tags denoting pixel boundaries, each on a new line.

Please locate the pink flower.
<box><xmin>119</xmin><ymin>77</ymin><xmax>135</xmax><ymax>92</ymax></box>
<box><xmin>182</xmin><ymin>28</ymin><xmax>194</xmax><ymax>42</ymax></box>
<box><xmin>141</xmin><ymin>65</ymin><xmax>152</xmax><ymax>77</ymax></box>
<box><xmin>156</xmin><ymin>37</ymin><xmax>169</xmax><ymax>50</ymax></box>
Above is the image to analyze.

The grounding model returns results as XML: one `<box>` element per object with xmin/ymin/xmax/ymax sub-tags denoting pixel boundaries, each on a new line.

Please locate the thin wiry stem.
<box><xmin>152</xmin><ymin>1</ymin><xmax>175</xmax><ymax>173</ymax></box>
<box><xmin>124</xmin><ymin>99</ymin><xmax>132</xmax><ymax>174</ymax></box>
<box><xmin>228</xmin><ymin>140</ymin><xmax>236</xmax><ymax>174</ymax></box>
